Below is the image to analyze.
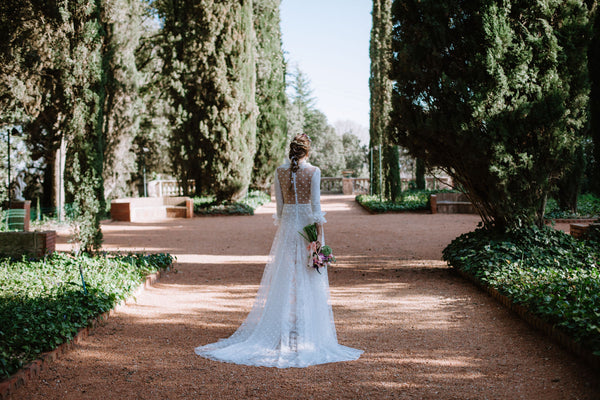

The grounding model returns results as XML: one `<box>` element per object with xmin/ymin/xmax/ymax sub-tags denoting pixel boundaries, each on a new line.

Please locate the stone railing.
<box><xmin>147</xmin><ymin>180</ymin><xmax>196</xmax><ymax>197</ymax></box>
<box><xmin>322</xmin><ymin>177</ymin><xmax>370</xmax><ymax>195</ymax></box>
<box><xmin>349</xmin><ymin>178</ymin><xmax>370</xmax><ymax>194</ymax></box>
<box><xmin>321</xmin><ymin>177</ymin><xmax>343</xmax><ymax>194</ymax></box>
<box><xmin>147</xmin><ymin>177</ymin><xmax>370</xmax><ymax>197</ymax></box>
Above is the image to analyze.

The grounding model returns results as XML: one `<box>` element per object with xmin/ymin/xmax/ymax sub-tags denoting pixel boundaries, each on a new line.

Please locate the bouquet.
<box><xmin>299</xmin><ymin>223</ymin><xmax>336</xmax><ymax>274</ymax></box>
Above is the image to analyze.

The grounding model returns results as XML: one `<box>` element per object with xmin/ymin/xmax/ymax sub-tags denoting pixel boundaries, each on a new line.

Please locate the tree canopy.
<box><xmin>391</xmin><ymin>0</ymin><xmax>594</xmax><ymax>230</ymax></box>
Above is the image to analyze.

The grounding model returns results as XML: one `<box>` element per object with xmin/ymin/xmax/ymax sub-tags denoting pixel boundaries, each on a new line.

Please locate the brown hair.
<box><xmin>288</xmin><ymin>134</ymin><xmax>311</xmax><ymax>188</ymax></box>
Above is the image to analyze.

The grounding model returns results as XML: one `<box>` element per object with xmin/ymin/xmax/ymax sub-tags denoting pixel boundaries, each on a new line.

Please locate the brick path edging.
<box><xmin>453</xmin><ymin>267</ymin><xmax>600</xmax><ymax>375</ymax></box>
<box><xmin>0</xmin><ymin>269</ymin><xmax>167</xmax><ymax>400</ymax></box>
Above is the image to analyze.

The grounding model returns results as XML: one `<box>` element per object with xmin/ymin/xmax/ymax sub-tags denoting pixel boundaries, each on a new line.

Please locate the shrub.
<box><xmin>194</xmin><ymin>190</ymin><xmax>270</xmax><ymax>215</ymax></box>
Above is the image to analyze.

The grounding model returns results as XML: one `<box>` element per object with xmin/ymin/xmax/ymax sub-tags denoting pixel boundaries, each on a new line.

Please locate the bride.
<box><xmin>195</xmin><ymin>134</ymin><xmax>363</xmax><ymax>368</ymax></box>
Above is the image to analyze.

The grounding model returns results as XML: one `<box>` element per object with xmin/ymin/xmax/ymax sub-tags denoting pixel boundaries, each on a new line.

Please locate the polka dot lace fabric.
<box><xmin>195</xmin><ymin>160</ymin><xmax>363</xmax><ymax>368</ymax></box>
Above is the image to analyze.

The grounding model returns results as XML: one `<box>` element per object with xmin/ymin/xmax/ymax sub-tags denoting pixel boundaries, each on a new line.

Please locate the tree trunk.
<box><xmin>416</xmin><ymin>158</ymin><xmax>425</xmax><ymax>190</ymax></box>
<box><xmin>53</xmin><ymin>136</ymin><xmax>66</xmax><ymax>221</ymax></box>
<box><xmin>557</xmin><ymin>145</ymin><xmax>585</xmax><ymax>213</ymax></box>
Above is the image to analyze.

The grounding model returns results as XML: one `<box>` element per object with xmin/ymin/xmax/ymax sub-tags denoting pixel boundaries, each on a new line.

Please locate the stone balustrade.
<box><xmin>147</xmin><ymin>180</ymin><xmax>196</xmax><ymax>197</ymax></box>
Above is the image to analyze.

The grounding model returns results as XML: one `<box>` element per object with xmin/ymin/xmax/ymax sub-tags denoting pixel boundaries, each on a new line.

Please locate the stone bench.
<box><xmin>430</xmin><ymin>192</ymin><xmax>476</xmax><ymax>214</ymax></box>
<box><xmin>111</xmin><ymin>197</ymin><xmax>193</xmax><ymax>222</ymax></box>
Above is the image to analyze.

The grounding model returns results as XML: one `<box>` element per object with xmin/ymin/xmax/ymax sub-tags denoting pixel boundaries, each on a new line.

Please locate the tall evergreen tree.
<box><xmin>370</xmin><ymin>0</ymin><xmax>400</xmax><ymax>201</ymax></box>
<box><xmin>415</xmin><ymin>158</ymin><xmax>425</xmax><ymax>190</ymax></box>
<box><xmin>287</xmin><ymin>67</ymin><xmax>344</xmax><ymax>176</ymax></box>
<box><xmin>251</xmin><ymin>0</ymin><xmax>287</xmax><ymax>190</ymax></box>
<box><xmin>391</xmin><ymin>0</ymin><xmax>593</xmax><ymax>230</ymax></box>
<box><xmin>61</xmin><ymin>0</ymin><xmax>106</xmax><ymax>250</ymax></box>
<box><xmin>135</xmin><ymin>8</ymin><xmax>173</xmax><ymax>184</ymax></box>
<box><xmin>289</xmin><ymin>67</ymin><xmax>316</xmax><ymax>114</ymax></box>
<box><xmin>101</xmin><ymin>0</ymin><xmax>147</xmax><ymax>201</ymax></box>
<box><xmin>158</xmin><ymin>0</ymin><xmax>257</xmax><ymax>201</ymax></box>
<box><xmin>590</xmin><ymin>9</ymin><xmax>600</xmax><ymax>196</ymax></box>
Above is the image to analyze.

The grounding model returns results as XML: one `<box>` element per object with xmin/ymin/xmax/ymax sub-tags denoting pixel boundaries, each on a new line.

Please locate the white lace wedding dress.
<box><xmin>195</xmin><ymin>160</ymin><xmax>363</xmax><ymax>368</ymax></box>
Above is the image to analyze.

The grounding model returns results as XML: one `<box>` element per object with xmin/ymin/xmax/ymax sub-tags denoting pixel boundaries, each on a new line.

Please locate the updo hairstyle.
<box><xmin>289</xmin><ymin>134</ymin><xmax>311</xmax><ymax>174</ymax></box>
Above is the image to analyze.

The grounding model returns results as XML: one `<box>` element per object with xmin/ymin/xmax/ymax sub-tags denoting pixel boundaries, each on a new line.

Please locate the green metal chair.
<box><xmin>3</xmin><ymin>209</ymin><xmax>26</xmax><ymax>231</ymax></box>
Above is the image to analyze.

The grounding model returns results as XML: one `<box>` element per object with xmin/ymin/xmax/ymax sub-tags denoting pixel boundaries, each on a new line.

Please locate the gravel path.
<box><xmin>14</xmin><ymin>195</ymin><xmax>599</xmax><ymax>399</ymax></box>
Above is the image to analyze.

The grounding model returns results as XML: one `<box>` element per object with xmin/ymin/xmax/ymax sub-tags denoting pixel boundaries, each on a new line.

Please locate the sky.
<box><xmin>279</xmin><ymin>0</ymin><xmax>372</xmax><ymax>142</ymax></box>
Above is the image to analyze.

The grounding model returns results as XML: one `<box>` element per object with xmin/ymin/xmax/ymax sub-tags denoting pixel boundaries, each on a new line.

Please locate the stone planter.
<box><xmin>0</xmin><ymin>231</ymin><xmax>56</xmax><ymax>258</ymax></box>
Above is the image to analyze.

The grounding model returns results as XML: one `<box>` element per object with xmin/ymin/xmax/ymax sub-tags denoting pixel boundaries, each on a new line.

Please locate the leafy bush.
<box><xmin>356</xmin><ymin>190</ymin><xmax>455</xmax><ymax>213</ymax></box>
<box><xmin>443</xmin><ymin>226</ymin><xmax>600</xmax><ymax>354</ymax></box>
<box><xmin>194</xmin><ymin>190</ymin><xmax>270</xmax><ymax>215</ymax></box>
<box><xmin>545</xmin><ymin>193</ymin><xmax>600</xmax><ymax>219</ymax></box>
<box><xmin>0</xmin><ymin>252</ymin><xmax>174</xmax><ymax>378</ymax></box>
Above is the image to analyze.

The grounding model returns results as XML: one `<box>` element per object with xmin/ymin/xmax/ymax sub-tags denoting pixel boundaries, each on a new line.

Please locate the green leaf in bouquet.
<box><xmin>321</xmin><ymin>245</ymin><xmax>333</xmax><ymax>256</ymax></box>
<box><xmin>299</xmin><ymin>223</ymin><xmax>318</xmax><ymax>242</ymax></box>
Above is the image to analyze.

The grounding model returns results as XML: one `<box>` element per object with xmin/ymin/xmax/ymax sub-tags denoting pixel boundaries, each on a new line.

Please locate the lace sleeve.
<box><xmin>310</xmin><ymin>168</ymin><xmax>327</xmax><ymax>224</ymax></box>
<box><xmin>273</xmin><ymin>170</ymin><xmax>283</xmax><ymax>226</ymax></box>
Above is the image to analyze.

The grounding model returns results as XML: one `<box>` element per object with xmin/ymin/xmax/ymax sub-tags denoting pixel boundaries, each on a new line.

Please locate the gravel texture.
<box><xmin>12</xmin><ymin>195</ymin><xmax>599</xmax><ymax>399</ymax></box>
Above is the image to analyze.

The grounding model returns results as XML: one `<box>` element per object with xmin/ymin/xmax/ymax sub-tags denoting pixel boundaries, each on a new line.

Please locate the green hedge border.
<box><xmin>355</xmin><ymin>192</ymin><xmax>443</xmax><ymax>214</ymax></box>
<box><xmin>193</xmin><ymin>190</ymin><xmax>271</xmax><ymax>216</ymax></box>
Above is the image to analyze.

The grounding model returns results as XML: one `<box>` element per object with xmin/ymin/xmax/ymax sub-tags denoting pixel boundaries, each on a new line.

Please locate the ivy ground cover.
<box><xmin>443</xmin><ymin>226</ymin><xmax>600</xmax><ymax>356</ymax></box>
<box><xmin>0</xmin><ymin>252</ymin><xmax>174</xmax><ymax>379</ymax></box>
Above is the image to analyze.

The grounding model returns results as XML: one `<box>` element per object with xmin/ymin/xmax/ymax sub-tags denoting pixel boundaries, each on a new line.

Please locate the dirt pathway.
<box><xmin>14</xmin><ymin>195</ymin><xmax>599</xmax><ymax>399</ymax></box>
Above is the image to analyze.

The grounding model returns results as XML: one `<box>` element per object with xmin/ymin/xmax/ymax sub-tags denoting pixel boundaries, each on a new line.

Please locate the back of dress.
<box><xmin>195</xmin><ymin>159</ymin><xmax>362</xmax><ymax>368</ymax></box>
<box><xmin>273</xmin><ymin>161</ymin><xmax>326</xmax><ymax>227</ymax></box>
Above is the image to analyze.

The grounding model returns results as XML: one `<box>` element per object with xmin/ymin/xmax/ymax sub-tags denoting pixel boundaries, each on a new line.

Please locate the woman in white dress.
<box><xmin>195</xmin><ymin>134</ymin><xmax>363</xmax><ymax>368</ymax></box>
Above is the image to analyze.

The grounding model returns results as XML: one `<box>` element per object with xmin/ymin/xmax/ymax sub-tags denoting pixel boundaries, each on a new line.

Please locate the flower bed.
<box><xmin>356</xmin><ymin>190</ymin><xmax>455</xmax><ymax>213</ymax></box>
<box><xmin>443</xmin><ymin>226</ymin><xmax>600</xmax><ymax>364</ymax></box>
<box><xmin>194</xmin><ymin>190</ymin><xmax>270</xmax><ymax>215</ymax></box>
<box><xmin>0</xmin><ymin>252</ymin><xmax>174</xmax><ymax>379</ymax></box>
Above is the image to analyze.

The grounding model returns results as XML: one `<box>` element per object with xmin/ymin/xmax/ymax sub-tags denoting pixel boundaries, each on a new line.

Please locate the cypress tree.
<box><xmin>287</xmin><ymin>67</ymin><xmax>344</xmax><ymax>176</ymax></box>
<box><xmin>415</xmin><ymin>158</ymin><xmax>425</xmax><ymax>190</ymax></box>
<box><xmin>61</xmin><ymin>0</ymin><xmax>106</xmax><ymax>251</ymax></box>
<box><xmin>370</xmin><ymin>0</ymin><xmax>400</xmax><ymax>201</ymax></box>
<box><xmin>159</xmin><ymin>0</ymin><xmax>257</xmax><ymax>202</ymax></box>
<box><xmin>590</xmin><ymin>10</ymin><xmax>600</xmax><ymax>196</ymax></box>
<box><xmin>391</xmin><ymin>0</ymin><xmax>593</xmax><ymax>230</ymax></box>
<box><xmin>251</xmin><ymin>0</ymin><xmax>287</xmax><ymax>191</ymax></box>
<box><xmin>101</xmin><ymin>0</ymin><xmax>146</xmax><ymax>201</ymax></box>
